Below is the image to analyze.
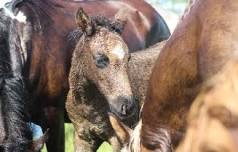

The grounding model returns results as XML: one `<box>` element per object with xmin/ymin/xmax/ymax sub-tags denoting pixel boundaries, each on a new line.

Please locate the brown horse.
<box><xmin>110</xmin><ymin>0</ymin><xmax>238</xmax><ymax>151</ymax></box>
<box><xmin>0</xmin><ymin>0</ymin><xmax>170</xmax><ymax>152</ymax></box>
<box><xmin>176</xmin><ymin>60</ymin><xmax>238</xmax><ymax>152</ymax></box>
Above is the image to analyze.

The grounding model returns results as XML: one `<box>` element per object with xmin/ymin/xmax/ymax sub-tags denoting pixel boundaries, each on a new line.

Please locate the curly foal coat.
<box><xmin>66</xmin><ymin>34</ymin><xmax>165</xmax><ymax>151</ymax></box>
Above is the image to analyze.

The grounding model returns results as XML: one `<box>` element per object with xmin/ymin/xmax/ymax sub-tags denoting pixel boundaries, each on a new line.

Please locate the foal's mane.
<box><xmin>92</xmin><ymin>16</ymin><xmax>125</xmax><ymax>34</ymax></box>
<box><xmin>68</xmin><ymin>15</ymin><xmax>125</xmax><ymax>44</ymax></box>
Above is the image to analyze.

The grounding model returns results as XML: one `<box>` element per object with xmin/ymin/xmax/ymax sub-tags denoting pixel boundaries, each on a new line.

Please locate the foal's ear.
<box><xmin>75</xmin><ymin>8</ymin><xmax>94</xmax><ymax>36</ymax></box>
<box><xmin>109</xmin><ymin>113</ymin><xmax>132</xmax><ymax>144</ymax></box>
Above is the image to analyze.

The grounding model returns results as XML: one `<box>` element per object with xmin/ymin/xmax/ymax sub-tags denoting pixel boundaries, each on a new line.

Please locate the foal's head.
<box><xmin>71</xmin><ymin>8</ymin><xmax>137</xmax><ymax>120</ymax></box>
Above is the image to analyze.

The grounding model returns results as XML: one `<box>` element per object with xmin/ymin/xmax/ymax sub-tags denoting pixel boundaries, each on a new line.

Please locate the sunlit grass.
<box><xmin>65</xmin><ymin>123</ymin><xmax>75</xmax><ymax>152</ymax></box>
<box><xmin>97</xmin><ymin>142</ymin><xmax>113</xmax><ymax>152</ymax></box>
<box><xmin>42</xmin><ymin>123</ymin><xmax>113</xmax><ymax>152</ymax></box>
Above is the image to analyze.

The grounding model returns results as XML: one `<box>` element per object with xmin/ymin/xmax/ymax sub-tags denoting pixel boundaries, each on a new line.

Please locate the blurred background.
<box><xmin>147</xmin><ymin>0</ymin><xmax>188</xmax><ymax>32</ymax></box>
<box><xmin>43</xmin><ymin>0</ymin><xmax>188</xmax><ymax>152</ymax></box>
<box><xmin>148</xmin><ymin>0</ymin><xmax>187</xmax><ymax>15</ymax></box>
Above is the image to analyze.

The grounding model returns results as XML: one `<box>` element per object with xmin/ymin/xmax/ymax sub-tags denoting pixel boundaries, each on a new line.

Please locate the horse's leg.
<box><xmin>109</xmin><ymin>136</ymin><xmax>121</xmax><ymax>152</ymax></box>
<box><xmin>74</xmin><ymin>133</ymin><xmax>102</xmax><ymax>152</ymax></box>
<box><xmin>43</xmin><ymin>107</ymin><xmax>65</xmax><ymax>152</ymax></box>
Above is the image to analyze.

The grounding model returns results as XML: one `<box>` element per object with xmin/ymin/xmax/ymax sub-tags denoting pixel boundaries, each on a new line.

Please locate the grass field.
<box><xmin>42</xmin><ymin>123</ymin><xmax>113</xmax><ymax>152</ymax></box>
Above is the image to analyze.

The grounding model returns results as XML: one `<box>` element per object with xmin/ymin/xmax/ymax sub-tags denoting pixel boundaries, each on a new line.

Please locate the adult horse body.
<box><xmin>111</xmin><ymin>0</ymin><xmax>238</xmax><ymax>151</ymax></box>
<box><xmin>0</xmin><ymin>0</ymin><xmax>170</xmax><ymax>152</ymax></box>
<box><xmin>176</xmin><ymin>60</ymin><xmax>238</xmax><ymax>152</ymax></box>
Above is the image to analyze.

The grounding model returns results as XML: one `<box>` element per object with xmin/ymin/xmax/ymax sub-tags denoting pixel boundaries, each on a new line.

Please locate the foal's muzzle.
<box><xmin>109</xmin><ymin>96</ymin><xmax>137</xmax><ymax>120</ymax></box>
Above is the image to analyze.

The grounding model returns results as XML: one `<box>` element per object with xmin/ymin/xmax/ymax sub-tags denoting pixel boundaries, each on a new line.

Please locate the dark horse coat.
<box><xmin>0</xmin><ymin>0</ymin><xmax>170</xmax><ymax>152</ymax></box>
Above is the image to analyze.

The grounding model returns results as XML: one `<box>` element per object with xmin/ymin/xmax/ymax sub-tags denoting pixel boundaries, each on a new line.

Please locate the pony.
<box><xmin>176</xmin><ymin>60</ymin><xmax>238</xmax><ymax>152</ymax></box>
<box><xmin>0</xmin><ymin>0</ymin><xmax>170</xmax><ymax>151</ymax></box>
<box><xmin>110</xmin><ymin>0</ymin><xmax>238</xmax><ymax>151</ymax></box>
<box><xmin>66</xmin><ymin>9</ymin><xmax>166</xmax><ymax>149</ymax></box>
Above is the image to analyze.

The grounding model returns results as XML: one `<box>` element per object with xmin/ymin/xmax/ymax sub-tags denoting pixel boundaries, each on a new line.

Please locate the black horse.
<box><xmin>0</xmin><ymin>4</ymin><xmax>33</xmax><ymax>151</ymax></box>
<box><xmin>0</xmin><ymin>0</ymin><xmax>170</xmax><ymax>151</ymax></box>
<box><xmin>0</xmin><ymin>2</ymin><xmax>50</xmax><ymax>151</ymax></box>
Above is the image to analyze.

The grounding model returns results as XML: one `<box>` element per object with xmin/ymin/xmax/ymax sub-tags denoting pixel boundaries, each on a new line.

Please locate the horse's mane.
<box><xmin>0</xmin><ymin>76</ymin><xmax>32</xmax><ymax>151</ymax></box>
<box><xmin>0</xmin><ymin>8</ymin><xmax>33</xmax><ymax>150</ymax></box>
<box><xmin>0</xmin><ymin>45</ymin><xmax>32</xmax><ymax>151</ymax></box>
<box><xmin>68</xmin><ymin>15</ymin><xmax>125</xmax><ymax>44</ymax></box>
<box><xmin>141</xmin><ymin>125</ymin><xmax>173</xmax><ymax>152</ymax></box>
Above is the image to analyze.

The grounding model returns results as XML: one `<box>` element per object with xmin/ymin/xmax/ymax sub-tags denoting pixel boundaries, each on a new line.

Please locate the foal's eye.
<box><xmin>94</xmin><ymin>53</ymin><xmax>110</xmax><ymax>69</ymax></box>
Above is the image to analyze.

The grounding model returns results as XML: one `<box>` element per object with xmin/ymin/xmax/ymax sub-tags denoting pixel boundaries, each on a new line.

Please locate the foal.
<box><xmin>66</xmin><ymin>8</ymin><xmax>168</xmax><ymax>151</ymax></box>
<box><xmin>66</xmin><ymin>8</ymin><xmax>135</xmax><ymax>152</ymax></box>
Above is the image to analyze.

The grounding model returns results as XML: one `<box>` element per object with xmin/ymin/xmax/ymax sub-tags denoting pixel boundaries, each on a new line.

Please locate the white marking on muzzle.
<box><xmin>112</xmin><ymin>44</ymin><xmax>125</xmax><ymax>59</ymax></box>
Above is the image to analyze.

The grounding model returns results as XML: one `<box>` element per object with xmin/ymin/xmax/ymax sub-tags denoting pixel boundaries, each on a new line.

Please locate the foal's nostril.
<box><xmin>121</xmin><ymin>104</ymin><xmax>128</xmax><ymax>115</ymax></box>
<box><xmin>120</xmin><ymin>97</ymin><xmax>136</xmax><ymax>116</ymax></box>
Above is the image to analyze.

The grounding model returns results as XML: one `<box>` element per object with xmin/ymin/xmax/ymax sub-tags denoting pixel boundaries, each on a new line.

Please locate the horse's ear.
<box><xmin>114</xmin><ymin>8</ymin><xmax>129</xmax><ymax>26</ymax></box>
<box><xmin>75</xmin><ymin>8</ymin><xmax>94</xmax><ymax>36</ymax></box>
<box><xmin>112</xmin><ymin>8</ymin><xmax>129</xmax><ymax>34</ymax></box>
<box><xmin>109</xmin><ymin>113</ymin><xmax>132</xmax><ymax>144</ymax></box>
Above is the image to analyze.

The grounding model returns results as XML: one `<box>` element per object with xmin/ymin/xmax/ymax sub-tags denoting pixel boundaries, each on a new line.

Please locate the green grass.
<box><xmin>42</xmin><ymin>124</ymin><xmax>113</xmax><ymax>152</ymax></box>
<box><xmin>65</xmin><ymin>124</ymin><xmax>75</xmax><ymax>152</ymax></box>
<box><xmin>97</xmin><ymin>142</ymin><xmax>113</xmax><ymax>152</ymax></box>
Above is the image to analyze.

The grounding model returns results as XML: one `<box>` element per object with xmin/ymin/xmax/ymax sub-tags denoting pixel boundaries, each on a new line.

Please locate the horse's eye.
<box><xmin>94</xmin><ymin>53</ymin><xmax>110</xmax><ymax>69</ymax></box>
<box><xmin>5</xmin><ymin>2</ymin><xmax>11</xmax><ymax>8</ymax></box>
